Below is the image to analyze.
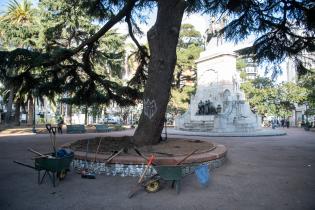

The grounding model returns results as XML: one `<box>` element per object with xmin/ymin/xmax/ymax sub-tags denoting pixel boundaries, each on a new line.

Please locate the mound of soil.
<box><xmin>69</xmin><ymin>136</ymin><xmax>134</xmax><ymax>154</ymax></box>
<box><xmin>68</xmin><ymin>136</ymin><xmax>216</xmax><ymax>156</ymax></box>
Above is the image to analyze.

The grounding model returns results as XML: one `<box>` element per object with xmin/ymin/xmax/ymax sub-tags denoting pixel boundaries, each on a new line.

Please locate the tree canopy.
<box><xmin>210</xmin><ymin>0</ymin><xmax>315</xmax><ymax>67</ymax></box>
<box><xmin>0</xmin><ymin>0</ymin><xmax>314</xmax><ymax>144</ymax></box>
<box><xmin>241</xmin><ymin>77</ymin><xmax>308</xmax><ymax>118</ymax></box>
<box><xmin>168</xmin><ymin>23</ymin><xmax>202</xmax><ymax>119</ymax></box>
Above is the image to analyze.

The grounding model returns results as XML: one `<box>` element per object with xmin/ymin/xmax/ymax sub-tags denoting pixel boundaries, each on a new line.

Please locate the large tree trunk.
<box><xmin>67</xmin><ymin>104</ymin><xmax>72</xmax><ymax>124</ymax></box>
<box><xmin>27</xmin><ymin>97</ymin><xmax>34</xmax><ymax>126</ymax></box>
<box><xmin>14</xmin><ymin>100</ymin><xmax>21</xmax><ymax>126</ymax></box>
<box><xmin>133</xmin><ymin>0</ymin><xmax>186</xmax><ymax>145</ymax></box>
<box><xmin>84</xmin><ymin>104</ymin><xmax>88</xmax><ymax>125</ymax></box>
<box><xmin>5</xmin><ymin>86</ymin><xmax>15</xmax><ymax>125</ymax></box>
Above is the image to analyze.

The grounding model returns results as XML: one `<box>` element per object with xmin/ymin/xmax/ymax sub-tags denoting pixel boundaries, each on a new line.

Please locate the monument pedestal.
<box><xmin>175</xmin><ymin>45</ymin><xmax>261</xmax><ymax>134</ymax></box>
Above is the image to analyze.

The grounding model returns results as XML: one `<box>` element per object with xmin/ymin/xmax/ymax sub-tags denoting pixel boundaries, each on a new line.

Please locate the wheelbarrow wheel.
<box><xmin>145</xmin><ymin>180</ymin><xmax>160</xmax><ymax>193</ymax></box>
<box><xmin>57</xmin><ymin>169</ymin><xmax>67</xmax><ymax>180</ymax></box>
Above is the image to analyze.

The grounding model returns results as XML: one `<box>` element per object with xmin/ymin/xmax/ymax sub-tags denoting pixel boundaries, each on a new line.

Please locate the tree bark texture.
<box><xmin>133</xmin><ymin>0</ymin><xmax>187</xmax><ymax>145</ymax></box>
<box><xmin>84</xmin><ymin>104</ymin><xmax>88</xmax><ymax>125</ymax></box>
<box><xmin>27</xmin><ymin>97</ymin><xmax>34</xmax><ymax>126</ymax></box>
<box><xmin>5</xmin><ymin>86</ymin><xmax>15</xmax><ymax>125</ymax></box>
<box><xmin>14</xmin><ymin>100</ymin><xmax>21</xmax><ymax>126</ymax></box>
<box><xmin>67</xmin><ymin>104</ymin><xmax>72</xmax><ymax>124</ymax></box>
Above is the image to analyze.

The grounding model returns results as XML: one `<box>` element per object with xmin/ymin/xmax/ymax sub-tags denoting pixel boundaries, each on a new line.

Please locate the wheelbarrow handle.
<box><xmin>28</xmin><ymin>148</ymin><xmax>47</xmax><ymax>157</ymax></box>
<box><xmin>134</xmin><ymin>147</ymin><xmax>156</xmax><ymax>166</ymax></box>
<box><xmin>94</xmin><ymin>139</ymin><xmax>102</xmax><ymax>162</ymax></box>
<box><xmin>128</xmin><ymin>155</ymin><xmax>155</xmax><ymax>198</ymax></box>
<box><xmin>106</xmin><ymin>148</ymin><xmax>124</xmax><ymax>164</ymax></box>
<box><xmin>28</xmin><ymin>148</ymin><xmax>53</xmax><ymax>158</ymax></box>
<box><xmin>138</xmin><ymin>155</ymin><xmax>155</xmax><ymax>184</ymax></box>
<box><xmin>13</xmin><ymin>161</ymin><xmax>36</xmax><ymax>170</ymax></box>
<box><xmin>176</xmin><ymin>149</ymin><xmax>198</xmax><ymax>165</ymax></box>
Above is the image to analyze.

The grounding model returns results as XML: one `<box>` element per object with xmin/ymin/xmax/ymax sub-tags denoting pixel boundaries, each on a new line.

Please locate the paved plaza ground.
<box><xmin>0</xmin><ymin>127</ymin><xmax>314</xmax><ymax>210</ymax></box>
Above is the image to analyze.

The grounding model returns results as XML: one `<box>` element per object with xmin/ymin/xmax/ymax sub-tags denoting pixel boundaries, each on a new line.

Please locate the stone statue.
<box><xmin>204</xmin><ymin>100</ymin><xmax>210</xmax><ymax>115</ymax></box>
<box><xmin>205</xmin><ymin>16</ymin><xmax>227</xmax><ymax>48</ymax></box>
<box><xmin>198</xmin><ymin>100</ymin><xmax>204</xmax><ymax>115</ymax></box>
<box><xmin>197</xmin><ymin>100</ymin><xmax>218</xmax><ymax>115</ymax></box>
<box><xmin>209</xmin><ymin>103</ymin><xmax>217</xmax><ymax>115</ymax></box>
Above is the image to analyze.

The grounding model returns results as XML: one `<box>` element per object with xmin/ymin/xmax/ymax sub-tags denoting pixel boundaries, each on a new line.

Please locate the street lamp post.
<box><xmin>32</xmin><ymin>94</ymin><xmax>36</xmax><ymax>133</ymax></box>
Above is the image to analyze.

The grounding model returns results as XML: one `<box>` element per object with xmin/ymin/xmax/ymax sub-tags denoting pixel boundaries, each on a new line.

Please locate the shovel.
<box><xmin>105</xmin><ymin>148</ymin><xmax>124</xmax><ymax>164</ymax></box>
<box><xmin>81</xmin><ymin>139</ymin><xmax>96</xmax><ymax>179</ymax></box>
<box><xmin>128</xmin><ymin>155</ymin><xmax>155</xmax><ymax>198</ymax></box>
<box><xmin>28</xmin><ymin>148</ymin><xmax>54</xmax><ymax>159</ymax></box>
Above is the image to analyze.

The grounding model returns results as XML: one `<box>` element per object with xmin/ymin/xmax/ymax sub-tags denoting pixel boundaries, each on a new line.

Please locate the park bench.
<box><xmin>66</xmin><ymin>124</ymin><xmax>86</xmax><ymax>134</ymax></box>
<box><xmin>95</xmin><ymin>124</ymin><xmax>112</xmax><ymax>133</ymax></box>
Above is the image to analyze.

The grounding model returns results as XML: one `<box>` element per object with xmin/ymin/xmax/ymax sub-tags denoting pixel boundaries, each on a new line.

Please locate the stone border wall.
<box><xmin>72</xmin><ymin>156</ymin><xmax>226</xmax><ymax>177</ymax></box>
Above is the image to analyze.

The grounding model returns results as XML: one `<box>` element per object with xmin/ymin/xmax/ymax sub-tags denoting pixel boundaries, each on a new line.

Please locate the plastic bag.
<box><xmin>195</xmin><ymin>164</ymin><xmax>210</xmax><ymax>187</ymax></box>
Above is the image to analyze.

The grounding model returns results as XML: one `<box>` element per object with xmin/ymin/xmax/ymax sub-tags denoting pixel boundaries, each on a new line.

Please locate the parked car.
<box><xmin>103</xmin><ymin>116</ymin><xmax>121</xmax><ymax>124</ymax></box>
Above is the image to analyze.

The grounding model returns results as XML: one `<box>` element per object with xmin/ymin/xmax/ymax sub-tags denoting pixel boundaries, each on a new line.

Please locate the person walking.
<box><xmin>57</xmin><ymin>116</ymin><xmax>64</xmax><ymax>134</ymax></box>
<box><xmin>286</xmin><ymin>119</ymin><xmax>290</xmax><ymax>128</ymax></box>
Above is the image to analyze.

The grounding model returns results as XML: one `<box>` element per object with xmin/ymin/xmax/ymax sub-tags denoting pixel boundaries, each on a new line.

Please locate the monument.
<box><xmin>175</xmin><ymin>17</ymin><xmax>262</xmax><ymax>134</ymax></box>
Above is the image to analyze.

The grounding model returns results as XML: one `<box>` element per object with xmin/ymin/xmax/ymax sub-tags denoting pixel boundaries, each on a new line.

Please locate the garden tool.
<box><xmin>128</xmin><ymin>155</ymin><xmax>155</xmax><ymax>198</ymax></box>
<box><xmin>81</xmin><ymin>139</ymin><xmax>96</xmax><ymax>179</ymax></box>
<box><xmin>105</xmin><ymin>148</ymin><xmax>124</xmax><ymax>164</ymax></box>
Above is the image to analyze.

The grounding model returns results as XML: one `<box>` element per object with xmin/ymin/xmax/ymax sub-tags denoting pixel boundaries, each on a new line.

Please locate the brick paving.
<box><xmin>0</xmin><ymin>127</ymin><xmax>314</xmax><ymax>210</ymax></box>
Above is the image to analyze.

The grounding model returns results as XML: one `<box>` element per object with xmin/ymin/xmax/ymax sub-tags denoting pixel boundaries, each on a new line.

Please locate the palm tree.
<box><xmin>0</xmin><ymin>0</ymin><xmax>36</xmax><ymax>125</ymax></box>
<box><xmin>1</xmin><ymin>0</ymin><xmax>35</xmax><ymax>25</ymax></box>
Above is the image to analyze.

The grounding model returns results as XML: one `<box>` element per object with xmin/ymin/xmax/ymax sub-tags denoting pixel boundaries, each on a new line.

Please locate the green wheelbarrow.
<box><xmin>144</xmin><ymin>165</ymin><xmax>184</xmax><ymax>194</ymax></box>
<box><xmin>144</xmin><ymin>149</ymin><xmax>199</xmax><ymax>194</ymax></box>
<box><xmin>35</xmin><ymin>153</ymin><xmax>74</xmax><ymax>187</ymax></box>
<box><xmin>14</xmin><ymin>152</ymin><xmax>74</xmax><ymax>187</ymax></box>
<box><xmin>129</xmin><ymin>149</ymin><xmax>199</xmax><ymax>197</ymax></box>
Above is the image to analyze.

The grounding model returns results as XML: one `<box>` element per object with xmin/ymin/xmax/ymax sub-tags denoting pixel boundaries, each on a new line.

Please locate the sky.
<box><xmin>0</xmin><ymin>0</ymin><xmax>9</xmax><ymax>12</ymax></box>
<box><xmin>0</xmin><ymin>0</ymin><xmax>38</xmax><ymax>12</ymax></box>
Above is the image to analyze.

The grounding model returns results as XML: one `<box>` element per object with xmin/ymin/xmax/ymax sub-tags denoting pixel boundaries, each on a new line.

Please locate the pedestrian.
<box><xmin>57</xmin><ymin>116</ymin><xmax>64</xmax><ymax>134</ymax></box>
<box><xmin>272</xmin><ymin>118</ymin><xmax>276</xmax><ymax>129</ymax></box>
<box><xmin>286</xmin><ymin>119</ymin><xmax>290</xmax><ymax>128</ymax></box>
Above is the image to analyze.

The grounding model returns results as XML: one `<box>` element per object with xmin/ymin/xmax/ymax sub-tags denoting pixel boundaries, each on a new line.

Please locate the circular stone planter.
<box><xmin>62</xmin><ymin>136</ymin><xmax>227</xmax><ymax>177</ymax></box>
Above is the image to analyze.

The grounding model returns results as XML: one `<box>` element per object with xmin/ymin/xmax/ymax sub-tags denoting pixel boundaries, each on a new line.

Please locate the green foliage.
<box><xmin>252</xmin><ymin>77</ymin><xmax>275</xmax><ymax>89</ymax></box>
<box><xmin>178</xmin><ymin>23</ymin><xmax>203</xmax><ymax>48</ymax></box>
<box><xmin>235</xmin><ymin>58</ymin><xmax>248</xmax><ymax>80</ymax></box>
<box><xmin>298</xmin><ymin>71</ymin><xmax>315</xmax><ymax>108</ymax></box>
<box><xmin>0</xmin><ymin>0</ymin><xmax>42</xmax><ymax>122</ymax></box>
<box><xmin>241</xmin><ymin>77</ymin><xmax>308</xmax><ymax>118</ymax></box>
<box><xmin>37</xmin><ymin>0</ymin><xmax>97</xmax><ymax>49</ymax></box>
<box><xmin>0</xmin><ymin>0</ymin><xmax>314</xmax><ymax>138</ymax></box>
<box><xmin>236</xmin><ymin>58</ymin><xmax>246</xmax><ymax>71</ymax></box>
<box><xmin>92</xmin><ymin>30</ymin><xmax>127</xmax><ymax>78</ymax></box>
<box><xmin>241</xmin><ymin>79</ymin><xmax>274</xmax><ymax>116</ymax></box>
<box><xmin>0</xmin><ymin>0</ymin><xmax>39</xmax><ymax>48</ymax></box>
<box><xmin>0</xmin><ymin>0</ymin><xmax>141</xmax><ymax>111</ymax></box>
<box><xmin>173</xmin><ymin>24</ymin><xmax>203</xmax><ymax>89</ymax></box>
<box><xmin>239</xmin><ymin>71</ymin><xmax>247</xmax><ymax>80</ymax></box>
<box><xmin>168</xmin><ymin>24</ymin><xmax>202</xmax><ymax>116</ymax></box>
<box><xmin>168</xmin><ymin>86</ymin><xmax>195</xmax><ymax>114</ymax></box>
<box><xmin>1</xmin><ymin>0</ymin><xmax>313</xmax><ymax>100</ymax></box>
